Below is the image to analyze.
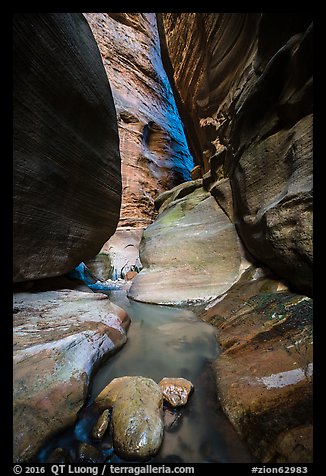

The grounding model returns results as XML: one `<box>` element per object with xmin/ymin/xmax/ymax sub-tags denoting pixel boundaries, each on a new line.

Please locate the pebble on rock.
<box><xmin>91</xmin><ymin>409</ymin><xmax>111</xmax><ymax>440</ymax></box>
<box><xmin>77</xmin><ymin>442</ymin><xmax>102</xmax><ymax>463</ymax></box>
<box><xmin>47</xmin><ymin>447</ymin><xmax>70</xmax><ymax>463</ymax></box>
<box><xmin>159</xmin><ymin>377</ymin><xmax>194</xmax><ymax>407</ymax></box>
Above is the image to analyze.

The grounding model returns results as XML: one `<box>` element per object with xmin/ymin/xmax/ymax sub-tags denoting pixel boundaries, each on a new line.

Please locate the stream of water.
<box><xmin>38</xmin><ymin>289</ymin><xmax>253</xmax><ymax>463</ymax></box>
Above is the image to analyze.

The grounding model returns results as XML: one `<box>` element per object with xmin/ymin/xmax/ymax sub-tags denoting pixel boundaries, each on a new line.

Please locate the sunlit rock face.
<box><xmin>160</xmin><ymin>13</ymin><xmax>313</xmax><ymax>296</ymax></box>
<box><xmin>84</xmin><ymin>13</ymin><xmax>194</xmax><ymax>229</ymax></box>
<box><xmin>13</xmin><ymin>13</ymin><xmax>121</xmax><ymax>282</ymax></box>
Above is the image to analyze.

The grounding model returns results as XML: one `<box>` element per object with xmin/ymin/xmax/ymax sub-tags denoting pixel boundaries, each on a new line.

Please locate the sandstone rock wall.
<box><xmin>100</xmin><ymin>227</ymin><xmax>144</xmax><ymax>279</ymax></box>
<box><xmin>160</xmin><ymin>13</ymin><xmax>313</xmax><ymax>295</ymax></box>
<box><xmin>84</xmin><ymin>13</ymin><xmax>194</xmax><ymax>228</ymax></box>
<box><xmin>13</xmin><ymin>13</ymin><xmax>122</xmax><ymax>282</ymax></box>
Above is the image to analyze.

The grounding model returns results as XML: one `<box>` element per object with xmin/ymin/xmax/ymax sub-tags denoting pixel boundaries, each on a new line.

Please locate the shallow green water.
<box><xmin>38</xmin><ymin>290</ymin><xmax>253</xmax><ymax>463</ymax></box>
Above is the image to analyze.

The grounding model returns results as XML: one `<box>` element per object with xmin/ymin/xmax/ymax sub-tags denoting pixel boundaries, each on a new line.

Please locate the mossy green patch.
<box><xmin>153</xmin><ymin>190</ymin><xmax>206</xmax><ymax>228</ymax></box>
<box><xmin>153</xmin><ymin>204</ymin><xmax>185</xmax><ymax>228</ymax></box>
<box><xmin>249</xmin><ymin>292</ymin><xmax>288</xmax><ymax>318</ymax></box>
<box><xmin>248</xmin><ymin>292</ymin><xmax>313</xmax><ymax>329</ymax></box>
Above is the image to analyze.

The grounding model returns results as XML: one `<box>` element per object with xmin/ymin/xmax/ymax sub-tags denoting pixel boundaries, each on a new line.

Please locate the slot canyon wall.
<box><xmin>159</xmin><ymin>13</ymin><xmax>313</xmax><ymax>297</ymax></box>
<box><xmin>84</xmin><ymin>13</ymin><xmax>194</xmax><ymax>228</ymax></box>
<box><xmin>83</xmin><ymin>13</ymin><xmax>194</xmax><ymax>278</ymax></box>
<box><xmin>13</xmin><ymin>13</ymin><xmax>122</xmax><ymax>282</ymax></box>
<box><xmin>12</xmin><ymin>12</ymin><xmax>193</xmax><ymax>462</ymax></box>
<box><xmin>13</xmin><ymin>12</ymin><xmax>313</xmax><ymax>464</ymax></box>
<box><xmin>129</xmin><ymin>13</ymin><xmax>313</xmax><ymax>462</ymax></box>
<box><xmin>13</xmin><ymin>13</ymin><xmax>129</xmax><ymax>461</ymax></box>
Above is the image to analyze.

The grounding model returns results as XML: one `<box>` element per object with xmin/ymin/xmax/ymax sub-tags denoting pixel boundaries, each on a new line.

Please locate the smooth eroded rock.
<box><xmin>154</xmin><ymin>178</ymin><xmax>203</xmax><ymax>213</ymax></box>
<box><xmin>84</xmin><ymin>254</ymin><xmax>113</xmax><ymax>282</ymax></box>
<box><xmin>96</xmin><ymin>376</ymin><xmax>164</xmax><ymax>460</ymax></box>
<box><xmin>159</xmin><ymin>378</ymin><xmax>194</xmax><ymax>407</ymax></box>
<box><xmin>232</xmin><ymin>114</ymin><xmax>312</xmax><ymax>295</ymax></box>
<box><xmin>128</xmin><ymin>184</ymin><xmax>244</xmax><ymax>305</ymax></box>
<box><xmin>100</xmin><ymin>227</ymin><xmax>144</xmax><ymax>280</ymax></box>
<box><xmin>208</xmin><ymin>177</ymin><xmax>234</xmax><ymax>222</ymax></box>
<box><xmin>13</xmin><ymin>13</ymin><xmax>121</xmax><ymax>282</ymax></box>
<box><xmin>13</xmin><ymin>289</ymin><xmax>130</xmax><ymax>462</ymax></box>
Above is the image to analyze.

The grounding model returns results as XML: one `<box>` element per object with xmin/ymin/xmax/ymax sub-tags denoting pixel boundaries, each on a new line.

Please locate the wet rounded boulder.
<box><xmin>159</xmin><ymin>377</ymin><xmax>194</xmax><ymax>407</ymax></box>
<box><xmin>96</xmin><ymin>376</ymin><xmax>164</xmax><ymax>460</ymax></box>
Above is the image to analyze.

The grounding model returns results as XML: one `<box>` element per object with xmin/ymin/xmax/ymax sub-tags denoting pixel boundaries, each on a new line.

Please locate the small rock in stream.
<box><xmin>91</xmin><ymin>409</ymin><xmax>111</xmax><ymax>440</ymax></box>
<box><xmin>77</xmin><ymin>442</ymin><xmax>103</xmax><ymax>463</ymax></box>
<box><xmin>125</xmin><ymin>270</ymin><xmax>137</xmax><ymax>281</ymax></box>
<box><xmin>163</xmin><ymin>407</ymin><xmax>183</xmax><ymax>431</ymax></box>
<box><xmin>159</xmin><ymin>377</ymin><xmax>194</xmax><ymax>407</ymax></box>
<box><xmin>47</xmin><ymin>447</ymin><xmax>70</xmax><ymax>463</ymax></box>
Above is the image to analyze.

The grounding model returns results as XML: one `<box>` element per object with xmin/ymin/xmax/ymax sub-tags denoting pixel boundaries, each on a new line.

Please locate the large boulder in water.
<box><xmin>95</xmin><ymin>376</ymin><xmax>164</xmax><ymax>460</ymax></box>
<box><xmin>13</xmin><ymin>13</ymin><xmax>121</xmax><ymax>282</ymax></box>
<box><xmin>128</xmin><ymin>181</ymin><xmax>246</xmax><ymax>305</ymax></box>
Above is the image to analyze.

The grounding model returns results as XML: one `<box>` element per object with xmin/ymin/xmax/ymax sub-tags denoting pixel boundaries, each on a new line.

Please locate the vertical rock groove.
<box><xmin>156</xmin><ymin>13</ymin><xmax>202</xmax><ymax>166</ymax></box>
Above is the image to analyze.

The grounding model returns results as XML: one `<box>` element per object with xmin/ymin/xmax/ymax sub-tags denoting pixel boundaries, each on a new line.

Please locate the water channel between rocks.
<box><xmin>38</xmin><ymin>289</ymin><xmax>254</xmax><ymax>463</ymax></box>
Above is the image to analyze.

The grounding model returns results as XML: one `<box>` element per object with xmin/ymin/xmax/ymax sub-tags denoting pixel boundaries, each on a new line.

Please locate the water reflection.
<box><xmin>90</xmin><ymin>292</ymin><xmax>217</xmax><ymax>398</ymax></box>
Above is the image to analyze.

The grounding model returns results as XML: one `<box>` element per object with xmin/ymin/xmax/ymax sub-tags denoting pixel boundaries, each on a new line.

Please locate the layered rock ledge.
<box><xmin>200</xmin><ymin>267</ymin><xmax>313</xmax><ymax>462</ymax></box>
<box><xmin>13</xmin><ymin>289</ymin><xmax>130</xmax><ymax>462</ymax></box>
